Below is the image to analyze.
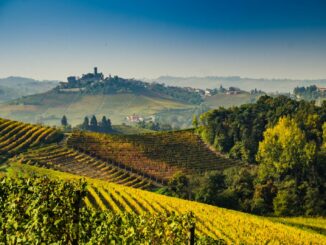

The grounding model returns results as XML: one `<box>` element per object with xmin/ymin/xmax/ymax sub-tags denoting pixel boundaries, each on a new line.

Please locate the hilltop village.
<box><xmin>58</xmin><ymin>67</ymin><xmax>249</xmax><ymax>98</ymax></box>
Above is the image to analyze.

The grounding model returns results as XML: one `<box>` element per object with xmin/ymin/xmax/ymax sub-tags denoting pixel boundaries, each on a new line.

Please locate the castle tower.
<box><xmin>94</xmin><ymin>67</ymin><xmax>98</xmax><ymax>75</ymax></box>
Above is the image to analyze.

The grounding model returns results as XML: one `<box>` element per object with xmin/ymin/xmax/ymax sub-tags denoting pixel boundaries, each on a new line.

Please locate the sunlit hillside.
<box><xmin>7</xmin><ymin>163</ymin><xmax>326</xmax><ymax>245</ymax></box>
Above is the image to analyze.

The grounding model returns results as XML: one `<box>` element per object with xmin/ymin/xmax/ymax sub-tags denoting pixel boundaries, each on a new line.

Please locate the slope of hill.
<box><xmin>0</xmin><ymin>118</ymin><xmax>62</xmax><ymax>157</ymax></box>
<box><xmin>1</xmin><ymin>117</ymin><xmax>242</xmax><ymax>187</ymax></box>
<box><xmin>0</xmin><ymin>91</ymin><xmax>192</xmax><ymax>126</ymax></box>
<box><xmin>269</xmin><ymin>217</ymin><xmax>326</xmax><ymax>236</ymax></box>
<box><xmin>67</xmin><ymin>130</ymin><xmax>243</xmax><ymax>182</ymax></box>
<box><xmin>8</xmin><ymin>163</ymin><xmax>326</xmax><ymax>244</ymax></box>
<box><xmin>0</xmin><ymin>117</ymin><xmax>160</xmax><ymax>189</ymax></box>
<box><xmin>17</xmin><ymin>144</ymin><xmax>157</xmax><ymax>190</ymax></box>
<box><xmin>112</xmin><ymin>124</ymin><xmax>155</xmax><ymax>134</ymax></box>
<box><xmin>0</xmin><ymin>76</ymin><xmax>58</xmax><ymax>102</ymax></box>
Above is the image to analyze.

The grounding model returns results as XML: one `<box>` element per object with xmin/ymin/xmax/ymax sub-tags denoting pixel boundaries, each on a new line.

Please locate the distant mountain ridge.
<box><xmin>0</xmin><ymin>76</ymin><xmax>59</xmax><ymax>102</ymax></box>
<box><xmin>153</xmin><ymin>76</ymin><xmax>326</xmax><ymax>93</ymax></box>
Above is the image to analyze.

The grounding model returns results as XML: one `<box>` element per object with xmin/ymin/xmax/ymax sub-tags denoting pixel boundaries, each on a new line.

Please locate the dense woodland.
<box><xmin>167</xmin><ymin>96</ymin><xmax>326</xmax><ymax>216</ymax></box>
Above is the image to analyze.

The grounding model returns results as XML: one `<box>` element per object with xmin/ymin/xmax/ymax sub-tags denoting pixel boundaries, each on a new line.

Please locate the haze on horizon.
<box><xmin>0</xmin><ymin>0</ymin><xmax>326</xmax><ymax>81</ymax></box>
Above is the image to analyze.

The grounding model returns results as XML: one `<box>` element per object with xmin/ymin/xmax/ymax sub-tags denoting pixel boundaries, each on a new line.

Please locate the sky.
<box><xmin>0</xmin><ymin>0</ymin><xmax>326</xmax><ymax>81</ymax></box>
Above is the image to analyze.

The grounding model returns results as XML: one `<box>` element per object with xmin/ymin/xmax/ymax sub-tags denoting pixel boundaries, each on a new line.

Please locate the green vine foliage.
<box><xmin>0</xmin><ymin>175</ymin><xmax>217</xmax><ymax>244</ymax></box>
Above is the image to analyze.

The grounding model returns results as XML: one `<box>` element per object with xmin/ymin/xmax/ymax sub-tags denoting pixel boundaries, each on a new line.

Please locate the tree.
<box><xmin>256</xmin><ymin>116</ymin><xmax>316</xmax><ymax>182</ymax></box>
<box><xmin>167</xmin><ymin>172</ymin><xmax>191</xmax><ymax>199</ymax></box>
<box><xmin>82</xmin><ymin>117</ymin><xmax>89</xmax><ymax>130</ymax></box>
<box><xmin>107</xmin><ymin>118</ymin><xmax>112</xmax><ymax>130</ymax></box>
<box><xmin>100</xmin><ymin>116</ymin><xmax>112</xmax><ymax>133</ymax></box>
<box><xmin>192</xmin><ymin>115</ymin><xmax>198</xmax><ymax>128</ymax></box>
<box><xmin>273</xmin><ymin>179</ymin><xmax>301</xmax><ymax>216</ymax></box>
<box><xmin>229</xmin><ymin>141</ymin><xmax>250</xmax><ymax>162</ymax></box>
<box><xmin>61</xmin><ymin>115</ymin><xmax>68</xmax><ymax>127</ymax></box>
<box><xmin>323</xmin><ymin>122</ymin><xmax>326</xmax><ymax>149</ymax></box>
<box><xmin>195</xmin><ymin>171</ymin><xmax>226</xmax><ymax>204</ymax></box>
<box><xmin>90</xmin><ymin>115</ymin><xmax>98</xmax><ymax>131</ymax></box>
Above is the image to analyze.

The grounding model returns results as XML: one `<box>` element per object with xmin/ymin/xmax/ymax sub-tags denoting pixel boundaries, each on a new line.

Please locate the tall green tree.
<box><xmin>90</xmin><ymin>115</ymin><xmax>98</xmax><ymax>131</ymax></box>
<box><xmin>192</xmin><ymin>115</ymin><xmax>198</xmax><ymax>128</ymax></box>
<box><xmin>100</xmin><ymin>116</ymin><xmax>112</xmax><ymax>132</ymax></box>
<box><xmin>256</xmin><ymin>116</ymin><xmax>316</xmax><ymax>182</ymax></box>
<box><xmin>61</xmin><ymin>115</ymin><xmax>68</xmax><ymax>127</ymax></box>
<box><xmin>82</xmin><ymin>117</ymin><xmax>89</xmax><ymax>130</ymax></box>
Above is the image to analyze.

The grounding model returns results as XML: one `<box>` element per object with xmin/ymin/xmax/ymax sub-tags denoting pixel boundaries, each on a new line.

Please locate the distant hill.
<box><xmin>0</xmin><ymin>76</ymin><xmax>58</xmax><ymax>102</ymax></box>
<box><xmin>0</xmin><ymin>71</ymin><xmax>264</xmax><ymax>128</ymax></box>
<box><xmin>0</xmin><ymin>90</ymin><xmax>192</xmax><ymax>126</ymax></box>
<box><xmin>154</xmin><ymin>76</ymin><xmax>326</xmax><ymax>93</ymax></box>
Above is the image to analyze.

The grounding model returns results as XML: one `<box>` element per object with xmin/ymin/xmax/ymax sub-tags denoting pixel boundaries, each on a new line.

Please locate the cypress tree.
<box><xmin>82</xmin><ymin>117</ymin><xmax>89</xmax><ymax>130</ymax></box>
<box><xmin>61</xmin><ymin>115</ymin><xmax>68</xmax><ymax>127</ymax></box>
<box><xmin>90</xmin><ymin>115</ymin><xmax>98</xmax><ymax>131</ymax></box>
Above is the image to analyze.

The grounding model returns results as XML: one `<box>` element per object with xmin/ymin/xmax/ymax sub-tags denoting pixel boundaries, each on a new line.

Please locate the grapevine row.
<box><xmin>18</xmin><ymin>144</ymin><xmax>158</xmax><ymax>190</ymax></box>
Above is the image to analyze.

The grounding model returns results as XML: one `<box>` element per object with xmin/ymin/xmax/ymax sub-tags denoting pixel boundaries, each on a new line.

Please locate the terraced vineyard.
<box><xmin>18</xmin><ymin>144</ymin><xmax>157</xmax><ymax>190</ymax></box>
<box><xmin>0</xmin><ymin>118</ymin><xmax>61</xmax><ymax>156</ymax></box>
<box><xmin>67</xmin><ymin>130</ymin><xmax>242</xmax><ymax>182</ymax></box>
<box><xmin>10</xmin><ymin>163</ymin><xmax>326</xmax><ymax>245</ymax></box>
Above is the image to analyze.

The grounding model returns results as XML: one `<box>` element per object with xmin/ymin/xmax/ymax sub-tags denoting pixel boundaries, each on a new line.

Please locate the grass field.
<box><xmin>7</xmin><ymin>163</ymin><xmax>326</xmax><ymax>245</ymax></box>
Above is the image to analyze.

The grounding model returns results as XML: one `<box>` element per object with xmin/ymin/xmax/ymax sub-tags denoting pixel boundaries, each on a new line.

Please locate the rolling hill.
<box><xmin>0</xmin><ymin>90</ymin><xmax>193</xmax><ymax>126</ymax></box>
<box><xmin>0</xmin><ymin>71</ymin><xmax>265</xmax><ymax>128</ymax></box>
<box><xmin>1</xmin><ymin>117</ymin><xmax>326</xmax><ymax>243</ymax></box>
<box><xmin>67</xmin><ymin>130</ymin><xmax>243</xmax><ymax>182</ymax></box>
<box><xmin>0</xmin><ymin>89</ymin><xmax>260</xmax><ymax>129</ymax></box>
<box><xmin>1</xmin><ymin>117</ymin><xmax>240</xmax><ymax>187</ymax></box>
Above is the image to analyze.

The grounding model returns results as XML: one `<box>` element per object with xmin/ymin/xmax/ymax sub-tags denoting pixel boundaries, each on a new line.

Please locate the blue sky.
<box><xmin>0</xmin><ymin>0</ymin><xmax>326</xmax><ymax>80</ymax></box>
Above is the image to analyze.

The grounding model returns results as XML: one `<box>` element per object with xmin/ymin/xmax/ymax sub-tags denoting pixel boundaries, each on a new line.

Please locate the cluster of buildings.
<box><xmin>317</xmin><ymin>86</ymin><xmax>326</xmax><ymax>93</ymax></box>
<box><xmin>125</xmin><ymin>114</ymin><xmax>156</xmax><ymax>123</ymax></box>
<box><xmin>60</xmin><ymin>67</ymin><xmax>105</xmax><ymax>90</ymax></box>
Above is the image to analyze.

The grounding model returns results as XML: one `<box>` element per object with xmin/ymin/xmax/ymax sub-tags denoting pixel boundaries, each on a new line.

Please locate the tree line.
<box><xmin>61</xmin><ymin>115</ymin><xmax>113</xmax><ymax>133</ymax></box>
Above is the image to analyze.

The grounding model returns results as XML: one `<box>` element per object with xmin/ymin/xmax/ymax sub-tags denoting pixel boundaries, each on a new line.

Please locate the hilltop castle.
<box><xmin>66</xmin><ymin>67</ymin><xmax>104</xmax><ymax>86</ymax></box>
<box><xmin>60</xmin><ymin>67</ymin><xmax>104</xmax><ymax>91</ymax></box>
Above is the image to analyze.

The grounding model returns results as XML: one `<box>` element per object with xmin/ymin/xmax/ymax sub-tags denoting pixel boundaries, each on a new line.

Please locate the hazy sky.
<box><xmin>1</xmin><ymin>0</ymin><xmax>326</xmax><ymax>81</ymax></box>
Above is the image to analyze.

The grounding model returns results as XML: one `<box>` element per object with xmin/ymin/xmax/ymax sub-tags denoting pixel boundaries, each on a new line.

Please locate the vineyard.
<box><xmin>0</xmin><ymin>172</ymin><xmax>200</xmax><ymax>244</ymax></box>
<box><xmin>270</xmin><ymin>217</ymin><xmax>326</xmax><ymax>236</ymax></box>
<box><xmin>1</xmin><ymin>117</ymin><xmax>241</xmax><ymax>187</ymax></box>
<box><xmin>67</xmin><ymin>130</ymin><xmax>242</xmax><ymax>182</ymax></box>
<box><xmin>9</xmin><ymin>163</ymin><xmax>326</xmax><ymax>245</ymax></box>
<box><xmin>17</xmin><ymin>144</ymin><xmax>157</xmax><ymax>190</ymax></box>
<box><xmin>0</xmin><ymin>118</ymin><xmax>62</xmax><ymax>156</ymax></box>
